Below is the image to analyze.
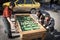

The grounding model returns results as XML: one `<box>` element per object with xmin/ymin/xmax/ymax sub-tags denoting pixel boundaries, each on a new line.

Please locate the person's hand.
<box><xmin>39</xmin><ymin>19</ymin><xmax>41</xmax><ymax>22</ymax></box>
<box><xmin>10</xmin><ymin>23</ymin><xmax>14</xmax><ymax>27</ymax></box>
<box><xmin>46</xmin><ymin>27</ymin><xmax>49</xmax><ymax>29</ymax></box>
<box><xmin>43</xmin><ymin>24</ymin><xmax>45</xmax><ymax>27</ymax></box>
<box><xmin>38</xmin><ymin>19</ymin><xmax>41</xmax><ymax>23</ymax></box>
<box><xmin>10</xmin><ymin>22</ymin><xmax>15</xmax><ymax>30</ymax></box>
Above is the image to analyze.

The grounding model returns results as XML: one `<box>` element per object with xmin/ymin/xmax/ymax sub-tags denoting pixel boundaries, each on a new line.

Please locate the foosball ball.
<box><xmin>14</xmin><ymin>14</ymin><xmax>46</xmax><ymax>40</ymax></box>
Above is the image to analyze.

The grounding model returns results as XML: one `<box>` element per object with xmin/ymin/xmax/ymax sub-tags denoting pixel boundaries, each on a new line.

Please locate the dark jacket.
<box><xmin>44</xmin><ymin>17</ymin><xmax>55</xmax><ymax>32</ymax></box>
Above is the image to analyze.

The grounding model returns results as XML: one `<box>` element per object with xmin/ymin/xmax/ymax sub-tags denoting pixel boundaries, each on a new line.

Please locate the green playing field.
<box><xmin>16</xmin><ymin>16</ymin><xmax>40</xmax><ymax>31</ymax></box>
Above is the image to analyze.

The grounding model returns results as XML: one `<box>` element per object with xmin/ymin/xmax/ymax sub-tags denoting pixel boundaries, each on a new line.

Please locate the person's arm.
<box><xmin>7</xmin><ymin>17</ymin><xmax>16</xmax><ymax>30</ymax></box>
<box><xmin>7</xmin><ymin>17</ymin><xmax>15</xmax><ymax>27</ymax></box>
<box><xmin>7</xmin><ymin>17</ymin><xmax>12</xmax><ymax>24</ymax></box>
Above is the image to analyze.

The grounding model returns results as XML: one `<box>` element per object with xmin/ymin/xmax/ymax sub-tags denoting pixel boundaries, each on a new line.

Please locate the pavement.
<box><xmin>0</xmin><ymin>4</ymin><xmax>60</xmax><ymax>40</ymax></box>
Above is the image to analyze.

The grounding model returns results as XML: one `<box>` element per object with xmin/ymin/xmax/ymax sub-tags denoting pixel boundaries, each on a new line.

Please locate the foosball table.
<box><xmin>14</xmin><ymin>14</ymin><xmax>46</xmax><ymax>40</ymax></box>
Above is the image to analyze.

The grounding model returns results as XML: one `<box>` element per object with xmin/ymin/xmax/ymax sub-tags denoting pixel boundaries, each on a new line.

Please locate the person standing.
<box><xmin>3</xmin><ymin>2</ymin><xmax>15</xmax><ymax>38</ymax></box>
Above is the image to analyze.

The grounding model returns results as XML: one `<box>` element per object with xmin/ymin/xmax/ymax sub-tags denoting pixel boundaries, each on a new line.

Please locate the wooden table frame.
<box><xmin>14</xmin><ymin>14</ymin><xmax>46</xmax><ymax>40</ymax></box>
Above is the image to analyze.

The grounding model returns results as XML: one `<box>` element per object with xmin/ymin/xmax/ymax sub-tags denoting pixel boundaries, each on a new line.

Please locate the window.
<box><xmin>17</xmin><ymin>0</ymin><xmax>24</xmax><ymax>4</ymax></box>
<box><xmin>26</xmin><ymin>0</ymin><xmax>32</xmax><ymax>4</ymax></box>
